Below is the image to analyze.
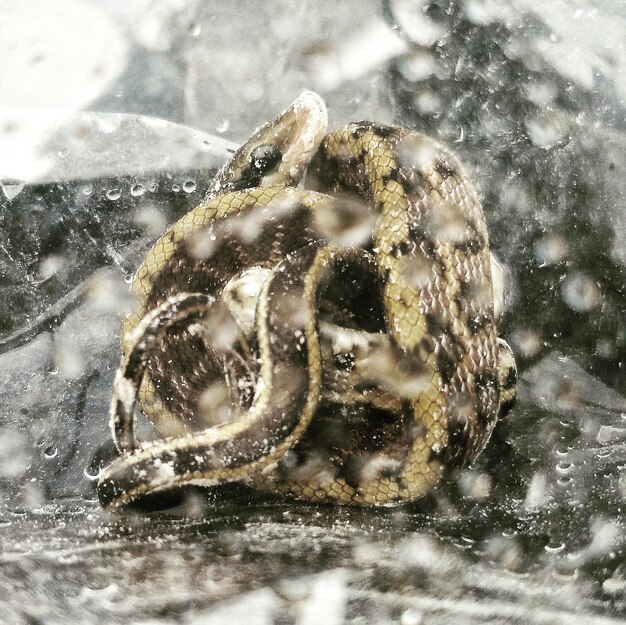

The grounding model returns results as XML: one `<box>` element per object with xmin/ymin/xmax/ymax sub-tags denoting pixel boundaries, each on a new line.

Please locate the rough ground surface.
<box><xmin>1</xmin><ymin>1</ymin><xmax>624</xmax><ymax>623</ymax></box>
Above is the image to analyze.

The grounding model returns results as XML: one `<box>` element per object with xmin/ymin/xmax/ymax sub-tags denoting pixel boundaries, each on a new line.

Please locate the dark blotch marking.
<box><xmin>434</xmin><ymin>159</ymin><xmax>457</xmax><ymax>181</ymax></box>
<box><xmin>354</xmin><ymin>380</ymin><xmax>379</xmax><ymax>394</ymax></box>
<box><xmin>389</xmin><ymin>240</ymin><xmax>412</xmax><ymax>258</ymax></box>
<box><xmin>498</xmin><ymin>396</ymin><xmax>516</xmax><ymax>419</ymax></box>
<box><xmin>308</xmin><ymin>147</ymin><xmax>340</xmax><ymax>190</ymax></box>
<box><xmin>334</xmin><ymin>351</ymin><xmax>355</xmax><ymax>372</ymax></box>
<box><xmin>474</xmin><ymin>370</ymin><xmax>498</xmax><ymax>426</ymax></box>
<box><xmin>341</xmin><ymin>452</ymin><xmax>403</xmax><ymax>490</ymax></box>
<box><xmin>229</xmin><ymin>288</ymin><xmax>243</xmax><ymax>304</ymax></box>
<box><xmin>445</xmin><ymin>418</ymin><xmax>472</xmax><ymax>467</ymax></box>
<box><xmin>425</xmin><ymin>313</ymin><xmax>465</xmax><ymax>385</ymax></box>
<box><xmin>380</xmin><ymin>167</ymin><xmax>416</xmax><ymax>198</ymax></box>
<box><xmin>475</xmin><ymin>370</ymin><xmax>497</xmax><ymax>392</ymax></box>
<box><xmin>406</xmin><ymin>220</ymin><xmax>437</xmax><ymax>257</ymax></box>
<box><xmin>454</xmin><ymin>235</ymin><xmax>486</xmax><ymax>255</ymax></box>
<box><xmin>428</xmin><ymin>416</ymin><xmax>471</xmax><ymax>468</ymax></box>
<box><xmin>436</xmin><ymin>347</ymin><xmax>458</xmax><ymax>386</ymax></box>
<box><xmin>467</xmin><ymin>313</ymin><xmax>491</xmax><ymax>334</ymax></box>
<box><xmin>503</xmin><ymin>364</ymin><xmax>517</xmax><ymax>389</ymax></box>
<box><xmin>349</xmin><ymin>122</ymin><xmax>398</xmax><ymax>140</ymax></box>
<box><xmin>366</xmin><ymin>123</ymin><xmax>398</xmax><ymax>139</ymax></box>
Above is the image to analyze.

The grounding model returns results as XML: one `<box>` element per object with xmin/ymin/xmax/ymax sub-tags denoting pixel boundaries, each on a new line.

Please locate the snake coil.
<box><xmin>97</xmin><ymin>92</ymin><xmax>516</xmax><ymax>510</ymax></box>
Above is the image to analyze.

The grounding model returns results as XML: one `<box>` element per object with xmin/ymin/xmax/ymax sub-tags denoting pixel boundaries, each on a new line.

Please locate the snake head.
<box><xmin>206</xmin><ymin>91</ymin><xmax>328</xmax><ymax>199</ymax></box>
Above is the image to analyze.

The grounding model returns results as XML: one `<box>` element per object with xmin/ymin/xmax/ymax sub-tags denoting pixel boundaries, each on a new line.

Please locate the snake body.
<box><xmin>97</xmin><ymin>92</ymin><xmax>516</xmax><ymax>510</ymax></box>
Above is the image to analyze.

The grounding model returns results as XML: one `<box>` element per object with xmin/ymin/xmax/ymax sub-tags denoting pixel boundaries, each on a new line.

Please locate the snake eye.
<box><xmin>249</xmin><ymin>144</ymin><xmax>283</xmax><ymax>175</ymax></box>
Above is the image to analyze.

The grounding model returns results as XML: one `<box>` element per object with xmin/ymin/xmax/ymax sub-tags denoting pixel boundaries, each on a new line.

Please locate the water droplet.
<box><xmin>58</xmin><ymin>148</ymin><xmax>69</xmax><ymax>158</ymax></box>
<box><xmin>215</xmin><ymin>119</ymin><xmax>230</xmax><ymax>134</ymax></box>
<box><xmin>401</xmin><ymin>608</ymin><xmax>423</xmax><ymax>625</ymax></box>
<box><xmin>533</xmin><ymin>233</ymin><xmax>568</xmax><ymax>265</ymax></box>
<box><xmin>43</xmin><ymin>445</ymin><xmax>58</xmax><ymax>459</ymax></box>
<box><xmin>106</xmin><ymin>188</ymin><xmax>121</xmax><ymax>201</ymax></box>
<box><xmin>545</xmin><ymin>541</ymin><xmax>565</xmax><ymax>554</ymax></box>
<box><xmin>130</xmin><ymin>183</ymin><xmax>145</xmax><ymax>197</ymax></box>
<box><xmin>561</xmin><ymin>272</ymin><xmax>601</xmax><ymax>313</ymax></box>
<box><xmin>0</xmin><ymin>179</ymin><xmax>25</xmax><ymax>200</ymax></box>
<box><xmin>183</xmin><ymin>179</ymin><xmax>197</xmax><ymax>193</ymax></box>
<box><xmin>82</xmin><ymin>184</ymin><xmax>94</xmax><ymax>196</ymax></box>
<box><xmin>556</xmin><ymin>461</ymin><xmax>573</xmax><ymax>474</ymax></box>
<box><xmin>172</xmin><ymin>183</ymin><xmax>181</xmax><ymax>193</ymax></box>
<box><xmin>83</xmin><ymin>464</ymin><xmax>102</xmax><ymax>481</ymax></box>
<box><xmin>511</xmin><ymin>327</ymin><xmax>543</xmax><ymax>358</ymax></box>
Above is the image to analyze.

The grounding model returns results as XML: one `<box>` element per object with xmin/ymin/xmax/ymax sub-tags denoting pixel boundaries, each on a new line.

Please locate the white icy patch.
<box><xmin>0</xmin><ymin>429</ymin><xmax>29</xmax><ymax>478</ymax></box>
<box><xmin>0</xmin><ymin>0</ymin><xmax>128</xmax><ymax>109</ymax></box>
<box><xmin>187</xmin><ymin>570</ymin><xmax>347</xmax><ymax>625</ymax></box>
<box><xmin>0</xmin><ymin>111</ymin><xmax>236</xmax><ymax>185</ymax></box>
<box><xmin>509</xmin><ymin>0</ymin><xmax>626</xmax><ymax>97</ymax></box>
<box><xmin>303</xmin><ymin>19</ymin><xmax>407</xmax><ymax>91</ymax></box>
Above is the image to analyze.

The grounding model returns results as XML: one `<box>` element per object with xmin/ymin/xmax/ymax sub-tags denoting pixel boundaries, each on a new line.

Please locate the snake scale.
<box><xmin>97</xmin><ymin>92</ymin><xmax>517</xmax><ymax>510</ymax></box>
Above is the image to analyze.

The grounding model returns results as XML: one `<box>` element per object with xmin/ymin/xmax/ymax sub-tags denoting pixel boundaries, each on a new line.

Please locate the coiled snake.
<box><xmin>97</xmin><ymin>92</ymin><xmax>517</xmax><ymax>510</ymax></box>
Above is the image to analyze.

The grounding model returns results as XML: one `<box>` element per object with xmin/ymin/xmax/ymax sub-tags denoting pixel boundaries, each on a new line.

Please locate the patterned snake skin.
<box><xmin>97</xmin><ymin>92</ymin><xmax>517</xmax><ymax>510</ymax></box>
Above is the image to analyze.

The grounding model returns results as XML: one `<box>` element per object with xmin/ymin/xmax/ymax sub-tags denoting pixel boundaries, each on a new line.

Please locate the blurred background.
<box><xmin>0</xmin><ymin>1</ymin><xmax>624</xmax><ymax>623</ymax></box>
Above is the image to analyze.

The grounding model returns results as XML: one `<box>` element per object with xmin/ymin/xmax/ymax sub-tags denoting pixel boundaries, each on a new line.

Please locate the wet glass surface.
<box><xmin>1</xmin><ymin>1</ymin><xmax>624</xmax><ymax>623</ymax></box>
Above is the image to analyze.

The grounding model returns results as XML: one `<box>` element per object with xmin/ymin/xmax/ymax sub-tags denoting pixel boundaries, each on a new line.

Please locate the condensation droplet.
<box><xmin>511</xmin><ymin>327</ymin><xmax>543</xmax><ymax>358</ymax></box>
<box><xmin>130</xmin><ymin>183</ymin><xmax>145</xmax><ymax>197</ymax></box>
<box><xmin>172</xmin><ymin>183</ymin><xmax>181</xmax><ymax>193</ymax></box>
<box><xmin>106</xmin><ymin>188</ymin><xmax>121</xmax><ymax>201</ymax></box>
<box><xmin>556</xmin><ymin>461</ymin><xmax>573</xmax><ymax>474</ymax></box>
<box><xmin>134</xmin><ymin>204</ymin><xmax>167</xmax><ymax>238</ymax></box>
<box><xmin>43</xmin><ymin>445</ymin><xmax>58</xmax><ymax>459</ymax></box>
<box><xmin>183</xmin><ymin>179</ymin><xmax>197</xmax><ymax>193</ymax></box>
<box><xmin>82</xmin><ymin>184</ymin><xmax>94</xmax><ymax>196</ymax></box>
<box><xmin>533</xmin><ymin>233</ymin><xmax>568</xmax><ymax>266</ymax></box>
<box><xmin>83</xmin><ymin>464</ymin><xmax>102</xmax><ymax>481</ymax></box>
<box><xmin>38</xmin><ymin>254</ymin><xmax>66</xmax><ymax>281</ymax></box>
<box><xmin>401</xmin><ymin>608</ymin><xmax>423</xmax><ymax>625</ymax></box>
<box><xmin>561</xmin><ymin>272</ymin><xmax>601</xmax><ymax>313</ymax></box>
<box><xmin>545</xmin><ymin>541</ymin><xmax>566</xmax><ymax>554</ymax></box>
